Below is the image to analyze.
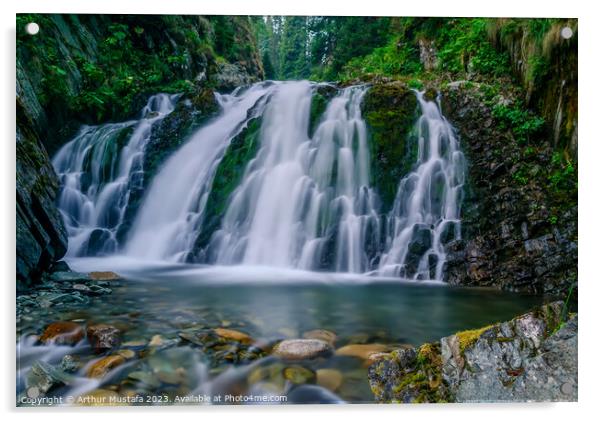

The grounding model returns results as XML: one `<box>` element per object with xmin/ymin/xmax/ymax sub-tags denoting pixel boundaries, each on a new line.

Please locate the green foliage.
<box><xmin>340</xmin><ymin>38</ymin><xmax>421</xmax><ymax>80</ymax></box>
<box><xmin>436</xmin><ymin>19</ymin><xmax>510</xmax><ymax>76</ymax></box>
<box><xmin>548</xmin><ymin>152</ymin><xmax>576</xmax><ymax>193</ymax></box>
<box><xmin>195</xmin><ymin>117</ymin><xmax>263</xmax><ymax>251</ymax></box>
<box><xmin>512</xmin><ymin>167</ymin><xmax>529</xmax><ymax>185</ymax></box>
<box><xmin>492</xmin><ymin>102</ymin><xmax>545</xmax><ymax>144</ymax></box>
<box><xmin>362</xmin><ymin>84</ymin><xmax>419</xmax><ymax>209</ymax></box>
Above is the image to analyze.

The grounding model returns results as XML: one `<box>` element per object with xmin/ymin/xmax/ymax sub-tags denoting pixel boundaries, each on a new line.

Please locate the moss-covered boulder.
<box><xmin>192</xmin><ymin>115</ymin><xmax>263</xmax><ymax>256</ymax></box>
<box><xmin>368</xmin><ymin>301</ymin><xmax>577</xmax><ymax>403</ymax></box>
<box><xmin>361</xmin><ymin>82</ymin><xmax>419</xmax><ymax>210</ymax></box>
<box><xmin>309</xmin><ymin>84</ymin><xmax>338</xmax><ymax>137</ymax></box>
<box><xmin>117</xmin><ymin>88</ymin><xmax>219</xmax><ymax>243</ymax></box>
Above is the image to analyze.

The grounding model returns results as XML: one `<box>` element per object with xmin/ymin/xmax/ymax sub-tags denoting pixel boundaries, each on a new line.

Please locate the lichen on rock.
<box><xmin>369</xmin><ymin>301</ymin><xmax>577</xmax><ymax>403</ymax></box>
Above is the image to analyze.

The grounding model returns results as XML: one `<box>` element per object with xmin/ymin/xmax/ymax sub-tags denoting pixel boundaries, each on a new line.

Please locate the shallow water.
<box><xmin>17</xmin><ymin>262</ymin><xmax>544</xmax><ymax>405</ymax></box>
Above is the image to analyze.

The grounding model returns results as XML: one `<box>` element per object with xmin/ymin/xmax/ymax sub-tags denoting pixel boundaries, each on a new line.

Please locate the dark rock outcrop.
<box><xmin>16</xmin><ymin>92</ymin><xmax>67</xmax><ymax>286</ymax></box>
<box><xmin>361</xmin><ymin>82</ymin><xmax>419</xmax><ymax>210</ymax></box>
<box><xmin>369</xmin><ymin>301</ymin><xmax>577</xmax><ymax>403</ymax></box>
<box><xmin>439</xmin><ymin>82</ymin><xmax>577</xmax><ymax>296</ymax></box>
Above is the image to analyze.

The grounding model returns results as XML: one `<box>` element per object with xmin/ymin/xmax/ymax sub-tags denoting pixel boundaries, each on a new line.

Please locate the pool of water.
<box><xmin>17</xmin><ymin>261</ymin><xmax>545</xmax><ymax>405</ymax></box>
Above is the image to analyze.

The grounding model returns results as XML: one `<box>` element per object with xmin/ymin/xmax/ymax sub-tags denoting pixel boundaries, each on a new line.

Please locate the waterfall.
<box><xmin>124</xmin><ymin>83</ymin><xmax>277</xmax><ymax>261</ymax></box>
<box><xmin>54</xmin><ymin>82</ymin><xmax>465</xmax><ymax>281</ymax></box>
<box><xmin>378</xmin><ymin>92</ymin><xmax>466</xmax><ymax>280</ymax></box>
<box><xmin>53</xmin><ymin>93</ymin><xmax>178</xmax><ymax>257</ymax></box>
<box><xmin>208</xmin><ymin>82</ymin><xmax>380</xmax><ymax>272</ymax></box>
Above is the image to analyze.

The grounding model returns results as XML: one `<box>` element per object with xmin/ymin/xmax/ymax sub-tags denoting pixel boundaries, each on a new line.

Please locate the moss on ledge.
<box><xmin>361</xmin><ymin>82</ymin><xmax>419</xmax><ymax>210</ymax></box>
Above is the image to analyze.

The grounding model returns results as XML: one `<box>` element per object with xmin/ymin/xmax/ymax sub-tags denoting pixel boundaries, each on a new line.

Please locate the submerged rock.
<box><xmin>316</xmin><ymin>368</ymin><xmax>344</xmax><ymax>392</ymax></box>
<box><xmin>87</xmin><ymin>355</ymin><xmax>126</xmax><ymax>378</ymax></box>
<box><xmin>273</xmin><ymin>339</ymin><xmax>333</xmax><ymax>360</ymax></box>
<box><xmin>335</xmin><ymin>343</ymin><xmax>395</xmax><ymax>360</ymax></box>
<box><xmin>26</xmin><ymin>361</ymin><xmax>73</xmax><ymax>395</ymax></box>
<box><xmin>39</xmin><ymin>321</ymin><xmax>84</xmax><ymax>345</ymax></box>
<box><xmin>368</xmin><ymin>302</ymin><xmax>577</xmax><ymax>403</ymax></box>
<box><xmin>88</xmin><ymin>271</ymin><xmax>122</xmax><ymax>281</ymax></box>
<box><xmin>87</xmin><ymin>324</ymin><xmax>121</xmax><ymax>352</ymax></box>
<box><xmin>302</xmin><ymin>329</ymin><xmax>337</xmax><ymax>346</ymax></box>
<box><xmin>283</xmin><ymin>366</ymin><xmax>317</xmax><ymax>384</ymax></box>
<box><xmin>213</xmin><ymin>328</ymin><xmax>253</xmax><ymax>345</ymax></box>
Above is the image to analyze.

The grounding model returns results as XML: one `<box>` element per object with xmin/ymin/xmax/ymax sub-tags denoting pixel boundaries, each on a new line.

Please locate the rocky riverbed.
<box><xmin>17</xmin><ymin>266</ymin><xmax>548</xmax><ymax>405</ymax></box>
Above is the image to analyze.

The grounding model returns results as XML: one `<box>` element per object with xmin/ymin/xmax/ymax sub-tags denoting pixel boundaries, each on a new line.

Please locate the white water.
<box><xmin>53</xmin><ymin>94</ymin><xmax>178</xmax><ymax>257</ymax></box>
<box><xmin>54</xmin><ymin>82</ymin><xmax>464</xmax><ymax>281</ymax></box>
<box><xmin>378</xmin><ymin>92</ymin><xmax>465</xmax><ymax>279</ymax></box>
<box><xmin>124</xmin><ymin>83</ymin><xmax>276</xmax><ymax>260</ymax></box>
<box><xmin>210</xmin><ymin>82</ymin><xmax>380</xmax><ymax>272</ymax></box>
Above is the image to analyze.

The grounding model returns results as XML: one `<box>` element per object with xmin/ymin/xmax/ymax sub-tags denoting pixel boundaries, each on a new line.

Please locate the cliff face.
<box><xmin>488</xmin><ymin>19</ymin><xmax>578</xmax><ymax>160</ymax></box>
<box><xmin>16</xmin><ymin>93</ymin><xmax>67</xmax><ymax>286</ymax></box>
<box><xmin>16</xmin><ymin>14</ymin><xmax>265</xmax><ymax>155</ymax></box>
<box><xmin>440</xmin><ymin>82</ymin><xmax>577</xmax><ymax>296</ymax></box>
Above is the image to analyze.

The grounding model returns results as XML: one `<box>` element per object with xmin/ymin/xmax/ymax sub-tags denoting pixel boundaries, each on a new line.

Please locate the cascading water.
<box><xmin>54</xmin><ymin>81</ymin><xmax>464</xmax><ymax>281</ymax></box>
<box><xmin>53</xmin><ymin>93</ymin><xmax>178</xmax><ymax>257</ymax></box>
<box><xmin>208</xmin><ymin>82</ymin><xmax>380</xmax><ymax>272</ymax></box>
<box><xmin>378</xmin><ymin>92</ymin><xmax>465</xmax><ymax>280</ymax></box>
<box><xmin>124</xmin><ymin>83</ymin><xmax>277</xmax><ymax>261</ymax></box>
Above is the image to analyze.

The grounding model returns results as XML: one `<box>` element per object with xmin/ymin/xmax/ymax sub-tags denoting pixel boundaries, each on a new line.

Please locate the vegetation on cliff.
<box><xmin>16</xmin><ymin>14</ymin><xmax>264</xmax><ymax>154</ymax></box>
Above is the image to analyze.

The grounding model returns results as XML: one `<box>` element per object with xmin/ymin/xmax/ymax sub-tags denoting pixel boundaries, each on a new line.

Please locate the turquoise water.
<box><xmin>17</xmin><ymin>263</ymin><xmax>545</xmax><ymax>405</ymax></box>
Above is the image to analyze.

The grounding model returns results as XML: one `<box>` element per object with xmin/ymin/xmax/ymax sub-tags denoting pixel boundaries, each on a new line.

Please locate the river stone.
<box><xmin>316</xmin><ymin>368</ymin><xmax>343</xmax><ymax>391</ymax></box>
<box><xmin>213</xmin><ymin>327</ymin><xmax>253</xmax><ymax>344</ymax></box>
<box><xmin>128</xmin><ymin>371</ymin><xmax>161</xmax><ymax>388</ymax></box>
<box><xmin>273</xmin><ymin>339</ymin><xmax>332</xmax><ymax>360</ymax></box>
<box><xmin>60</xmin><ymin>355</ymin><xmax>82</xmax><ymax>372</ymax></box>
<box><xmin>87</xmin><ymin>355</ymin><xmax>125</xmax><ymax>378</ymax></box>
<box><xmin>335</xmin><ymin>343</ymin><xmax>393</xmax><ymax>359</ymax></box>
<box><xmin>87</xmin><ymin>324</ymin><xmax>121</xmax><ymax>352</ymax></box>
<box><xmin>302</xmin><ymin>329</ymin><xmax>337</xmax><ymax>346</ymax></box>
<box><xmin>89</xmin><ymin>271</ymin><xmax>122</xmax><ymax>281</ymax></box>
<box><xmin>39</xmin><ymin>321</ymin><xmax>84</xmax><ymax>345</ymax></box>
<box><xmin>49</xmin><ymin>271</ymin><xmax>90</xmax><ymax>283</ymax></box>
<box><xmin>27</xmin><ymin>361</ymin><xmax>73</xmax><ymax>394</ymax></box>
<box><xmin>117</xmin><ymin>349</ymin><xmax>136</xmax><ymax>359</ymax></box>
<box><xmin>283</xmin><ymin>366</ymin><xmax>317</xmax><ymax>384</ymax></box>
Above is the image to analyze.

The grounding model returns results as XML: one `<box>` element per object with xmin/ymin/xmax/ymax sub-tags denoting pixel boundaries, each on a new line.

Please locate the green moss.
<box><xmin>309</xmin><ymin>92</ymin><xmax>329</xmax><ymax>136</ymax></box>
<box><xmin>454</xmin><ymin>325</ymin><xmax>495</xmax><ymax>353</ymax></box>
<box><xmin>361</xmin><ymin>82</ymin><xmax>419</xmax><ymax>210</ymax></box>
<box><xmin>194</xmin><ymin>117</ymin><xmax>263</xmax><ymax>251</ymax></box>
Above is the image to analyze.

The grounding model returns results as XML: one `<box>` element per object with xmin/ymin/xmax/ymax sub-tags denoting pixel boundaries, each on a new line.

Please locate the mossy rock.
<box><xmin>117</xmin><ymin>88</ymin><xmax>218</xmax><ymax>243</ymax></box>
<box><xmin>309</xmin><ymin>84</ymin><xmax>338</xmax><ymax>137</ymax></box>
<box><xmin>192</xmin><ymin>115</ymin><xmax>263</xmax><ymax>256</ymax></box>
<box><xmin>361</xmin><ymin>82</ymin><xmax>419</xmax><ymax>210</ymax></box>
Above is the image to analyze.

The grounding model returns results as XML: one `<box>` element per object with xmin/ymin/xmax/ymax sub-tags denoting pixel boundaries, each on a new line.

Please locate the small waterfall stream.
<box><xmin>54</xmin><ymin>82</ymin><xmax>465</xmax><ymax>281</ymax></box>
<box><xmin>378</xmin><ymin>92</ymin><xmax>466</xmax><ymax>279</ymax></box>
<box><xmin>53</xmin><ymin>94</ymin><xmax>178</xmax><ymax>257</ymax></box>
<box><xmin>124</xmin><ymin>83</ymin><xmax>276</xmax><ymax>261</ymax></box>
<box><xmin>210</xmin><ymin>82</ymin><xmax>380</xmax><ymax>272</ymax></box>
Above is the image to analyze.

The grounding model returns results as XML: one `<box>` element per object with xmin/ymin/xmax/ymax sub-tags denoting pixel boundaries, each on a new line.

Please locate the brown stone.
<box><xmin>316</xmin><ymin>368</ymin><xmax>343</xmax><ymax>391</ymax></box>
<box><xmin>86</xmin><ymin>355</ymin><xmax>125</xmax><ymax>378</ymax></box>
<box><xmin>213</xmin><ymin>327</ymin><xmax>253</xmax><ymax>344</ymax></box>
<box><xmin>87</xmin><ymin>324</ymin><xmax>121</xmax><ymax>352</ymax></box>
<box><xmin>88</xmin><ymin>271</ymin><xmax>122</xmax><ymax>281</ymax></box>
<box><xmin>335</xmin><ymin>343</ymin><xmax>394</xmax><ymax>360</ymax></box>
<box><xmin>302</xmin><ymin>329</ymin><xmax>337</xmax><ymax>346</ymax></box>
<box><xmin>39</xmin><ymin>321</ymin><xmax>84</xmax><ymax>345</ymax></box>
<box><xmin>273</xmin><ymin>339</ymin><xmax>332</xmax><ymax>360</ymax></box>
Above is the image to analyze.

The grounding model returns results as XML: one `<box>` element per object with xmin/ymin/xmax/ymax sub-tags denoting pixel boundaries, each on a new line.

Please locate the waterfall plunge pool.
<box><xmin>17</xmin><ymin>259</ymin><xmax>544</xmax><ymax>405</ymax></box>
